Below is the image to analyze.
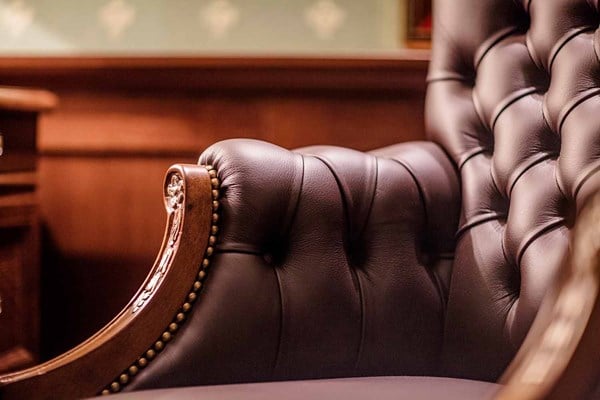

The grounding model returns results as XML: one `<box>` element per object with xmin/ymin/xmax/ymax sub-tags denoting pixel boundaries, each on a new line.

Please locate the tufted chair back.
<box><xmin>427</xmin><ymin>0</ymin><xmax>600</xmax><ymax>381</ymax></box>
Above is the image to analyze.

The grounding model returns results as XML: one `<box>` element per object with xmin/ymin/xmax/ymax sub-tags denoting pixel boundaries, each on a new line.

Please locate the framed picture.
<box><xmin>406</xmin><ymin>0</ymin><xmax>432</xmax><ymax>48</ymax></box>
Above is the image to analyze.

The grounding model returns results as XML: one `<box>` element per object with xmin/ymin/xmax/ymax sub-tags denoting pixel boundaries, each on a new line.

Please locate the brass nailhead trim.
<box><xmin>101</xmin><ymin>165</ymin><xmax>220</xmax><ymax>395</ymax></box>
<box><xmin>146</xmin><ymin>349</ymin><xmax>156</xmax><ymax>360</ymax></box>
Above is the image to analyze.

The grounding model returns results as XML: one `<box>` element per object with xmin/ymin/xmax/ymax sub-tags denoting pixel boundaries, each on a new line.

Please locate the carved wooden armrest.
<box><xmin>497</xmin><ymin>193</ymin><xmax>600</xmax><ymax>400</ymax></box>
<box><xmin>0</xmin><ymin>164</ymin><xmax>219</xmax><ymax>399</ymax></box>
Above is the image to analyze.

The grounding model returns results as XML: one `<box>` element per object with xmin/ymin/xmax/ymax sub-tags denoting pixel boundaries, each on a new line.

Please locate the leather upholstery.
<box><xmin>428</xmin><ymin>0</ymin><xmax>600</xmax><ymax>381</ymax></box>
<box><xmin>110</xmin><ymin>377</ymin><xmax>498</xmax><ymax>400</ymax></box>
<box><xmin>124</xmin><ymin>0</ymin><xmax>600</xmax><ymax>392</ymax></box>
<box><xmin>127</xmin><ymin>140</ymin><xmax>460</xmax><ymax>390</ymax></box>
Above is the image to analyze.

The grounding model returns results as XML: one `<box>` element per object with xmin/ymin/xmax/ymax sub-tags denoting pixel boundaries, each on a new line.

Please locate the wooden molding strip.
<box><xmin>0</xmin><ymin>53</ymin><xmax>430</xmax><ymax>92</ymax></box>
<box><xmin>0</xmin><ymin>87</ymin><xmax>57</xmax><ymax>112</ymax></box>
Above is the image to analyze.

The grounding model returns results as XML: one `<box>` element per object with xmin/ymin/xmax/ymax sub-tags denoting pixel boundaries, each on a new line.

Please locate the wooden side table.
<box><xmin>0</xmin><ymin>87</ymin><xmax>56</xmax><ymax>373</ymax></box>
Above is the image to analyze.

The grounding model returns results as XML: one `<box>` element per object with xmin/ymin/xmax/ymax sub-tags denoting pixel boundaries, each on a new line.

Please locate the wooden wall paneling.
<box><xmin>0</xmin><ymin>54</ymin><xmax>430</xmax><ymax>92</ymax></box>
<box><xmin>38</xmin><ymin>155</ymin><xmax>193</xmax><ymax>358</ymax></box>
<box><xmin>0</xmin><ymin>56</ymin><xmax>429</xmax><ymax>358</ymax></box>
<box><xmin>38</xmin><ymin>90</ymin><xmax>425</xmax><ymax>155</ymax></box>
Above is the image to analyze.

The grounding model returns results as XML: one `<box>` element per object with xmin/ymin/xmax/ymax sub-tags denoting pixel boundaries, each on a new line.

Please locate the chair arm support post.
<box><xmin>497</xmin><ymin>192</ymin><xmax>600</xmax><ymax>400</ymax></box>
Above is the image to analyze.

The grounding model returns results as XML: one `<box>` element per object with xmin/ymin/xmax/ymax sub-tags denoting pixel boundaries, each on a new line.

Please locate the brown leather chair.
<box><xmin>2</xmin><ymin>0</ymin><xmax>600</xmax><ymax>399</ymax></box>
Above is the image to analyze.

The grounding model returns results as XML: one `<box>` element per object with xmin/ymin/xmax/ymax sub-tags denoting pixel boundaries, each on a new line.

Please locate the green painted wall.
<box><xmin>0</xmin><ymin>0</ymin><xmax>408</xmax><ymax>55</ymax></box>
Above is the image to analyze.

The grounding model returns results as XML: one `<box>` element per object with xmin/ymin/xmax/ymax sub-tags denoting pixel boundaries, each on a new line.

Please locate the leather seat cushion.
<box><xmin>98</xmin><ymin>376</ymin><xmax>500</xmax><ymax>400</ymax></box>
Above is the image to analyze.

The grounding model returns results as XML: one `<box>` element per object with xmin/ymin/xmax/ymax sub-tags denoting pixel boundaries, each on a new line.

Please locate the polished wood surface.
<box><xmin>498</xmin><ymin>192</ymin><xmax>600</xmax><ymax>400</ymax></box>
<box><xmin>0</xmin><ymin>88</ymin><xmax>57</xmax><ymax>113</ymax></box>
<box><xmin>0</xmin><ymin>164</ymin><xmax>214</xmax><ymax>399</ymax></box>
<box><xmin>39</xmin><ymin>91</ymin><xmax>424</xmax><ymax>157</ymax></box>
<box><xmin>0</xmin><ymin>56</ymin><xmax>428</xmax><ymax>357</ymax></box>
<box><xmin>0</xmin><ymin>213</ymin><xmax>39</xmax><ymax>374</ymax></box>
<box><xmin>38</xmin><ymin>156</ymin><xmax>185</xmax><ymax>356</ymax></box>
<box><xmin>0</xmin><ymin>88</ymin><xmax>55</xmax><ymax>372</ymax></box>
<box><xmin>0</xmin><ymin>53</ymin><xmax>429</xmax><ymax>92</ymax></box>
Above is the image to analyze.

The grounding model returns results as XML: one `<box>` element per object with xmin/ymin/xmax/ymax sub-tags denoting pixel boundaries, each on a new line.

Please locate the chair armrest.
<box><xmin>367</xmin><ymin>141</ymin><xmax>461</xmax><ymax>297</ymax></box>
<box><xmin>0</xmin><ymin>138</ymin><xmax>461</xmax><ymax>399</ymax></box>
<box><xmin>124</xmin><ymin>138</ymin><xmax>461</xmax><ymax>391</ymax></box>
<box><xmin>129</xmin><ymin>138</ymin><xmax>460</xmax><ymax>391</ymax></box>
<box><xmin>198</xmin><ymin>139</ymin><xmax>459</xmax><ymax>266</ymax></box>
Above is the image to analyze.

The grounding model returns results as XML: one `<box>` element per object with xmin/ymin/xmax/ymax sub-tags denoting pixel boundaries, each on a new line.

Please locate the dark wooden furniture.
<box><xmin>0</xmin><ymin>87</ymin><xmax>56</xmax><ymax>373</ymax></box>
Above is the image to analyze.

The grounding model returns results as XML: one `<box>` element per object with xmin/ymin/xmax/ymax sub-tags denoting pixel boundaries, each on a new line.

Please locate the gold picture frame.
<box><xmin>406</xmin><ymin>0</ymin><xmax>432</xmax><ymax>48</ymax></box>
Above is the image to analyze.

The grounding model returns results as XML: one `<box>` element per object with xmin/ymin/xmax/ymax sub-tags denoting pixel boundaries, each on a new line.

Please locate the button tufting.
<box><xmin>429</xmin><ymin>0</ymin><xmax>600</xmax><ymax>382</ymax></box>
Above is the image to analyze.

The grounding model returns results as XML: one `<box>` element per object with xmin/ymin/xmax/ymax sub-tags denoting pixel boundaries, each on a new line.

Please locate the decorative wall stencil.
<box><xmin>99</xmin><ymin>0</ymin><xmax>136</xmax><ymax>40</ymax></box>
<box><xmin>199</xmin><ymin>0</ymin><xmax>240</xmax><ymax>39</ymax></box>
<box><xmin>0</xmin><ymin>0</ymin><xmax>34</xmax><ymax>38</ymax></box>
<box><xmin>304</xmin><ymin>0</ymin><xmax>346</xmax><ymax>40</ymax></box>
<box><xmin>0</xmin><ymin>0</ymin><xmax>403</xmax><ymax>54</ymax></box>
